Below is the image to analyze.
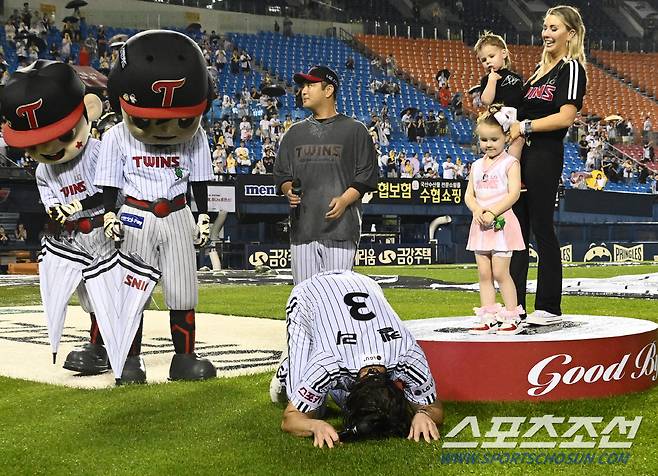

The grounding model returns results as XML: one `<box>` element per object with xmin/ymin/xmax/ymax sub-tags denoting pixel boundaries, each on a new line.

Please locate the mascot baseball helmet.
<box><xmin>108</xmin><ymin>29</ymin><xmax>210</xmax><ymax>119</ymax></box>
<box><xmin>1</xmin><ymin>60</ymin><xmax>85</xmax><ymax>148</ymax></box>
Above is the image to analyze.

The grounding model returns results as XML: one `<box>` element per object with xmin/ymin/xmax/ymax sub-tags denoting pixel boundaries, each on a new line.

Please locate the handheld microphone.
<box><xmin>291</xmin><ymin>178</ymin><xmax>302</xmax><ymax>220</ymax></box>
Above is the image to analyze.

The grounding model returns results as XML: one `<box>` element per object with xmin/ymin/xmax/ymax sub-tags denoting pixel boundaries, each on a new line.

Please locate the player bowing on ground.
<box><xmin>273</xmin><ymin>66</ymin><xmax>379</xmax><ymax>285</ymax></box>
<box><xmin>0</xmin><ymin>60</ymin><xmax>119</xmax><ymax>376</ymax></box>
<box><xmin>95</xmin><ymin>30</ymin><xmax>216</xmax><ymax>382</ymax></box>
<box><xmin>272</xmin><ymin>270</ymin><xmax>443</xmax><ymax>448</ymax></box>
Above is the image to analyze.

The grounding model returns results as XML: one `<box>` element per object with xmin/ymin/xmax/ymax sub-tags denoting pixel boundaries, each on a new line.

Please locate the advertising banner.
<box><xmin>245</xmin><ymin>244</ymin><xmax>437</xmax><ymax>269</ymax></box>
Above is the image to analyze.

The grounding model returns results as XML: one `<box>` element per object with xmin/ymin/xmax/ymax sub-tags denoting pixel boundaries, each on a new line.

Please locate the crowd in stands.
<box><xmin>377</xmin><ymin>148</ymin><xmax>467</xmax><ymax>180</ymax></box>
<box><xmin>2</xmin><ymin>2</ymin><xmax>89</xmax><ymax>71</ymax></box>
<box><xmin>0</xmin><ymin>222</ymin><xmax>27</xmax><ymax>245</ymax></box>
<box><xmin>567</xmin><ymin>114</ymin><xmax>657</xmax><ymax>192</ymax></box>
<box><xmin>399</xmin><ymin>109</ymin><xmax>451</xmax><ymax>142</ymax></box>
<box><xmin>0</xmin><ymin>4</ymin><xmax>655</xmax><ymax>196</ymax></box>
<box><xmin>207</xmin><ymin>100</ymin><xmax>291</xmax><ymax>176</ymax></box>
<box><xmin>198</xmin><ymin>28</ymin><xmax>468</xmax><ymax>181</ymax></box>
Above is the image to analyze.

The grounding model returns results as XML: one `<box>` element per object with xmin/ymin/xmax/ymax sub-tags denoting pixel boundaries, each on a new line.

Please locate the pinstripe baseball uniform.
<box><xmin>35</xmin><ymin>138</ymin><xmax>114</xmax><ymax>313</ymax></box>
<box><xmin>276</xmin><ymin>270</ymin><xmax>437</xmax><ymax>413</ymax></box>
<box><xmin>274</xmin><ymin>114</ymin><xmax>379</xmax><ymax>285</ymax></box>
<box><xmin>94</xmin><ymin>122</ymin><xmax>213</xmax><ymax>310</ymax></box>
<box><xmin>82</xmin><ymin>250</ymin><xmax>162</xmax><ymax>379</ymax></box>
<box><xmin>36</xmin><ymin>138</ymin><xmax>107</xmax><ymax>249</ymax></box>
<box><xmin>38</xmin><ymin>237</ymin><xmax>94</xmax><ymax>354</ymax></box>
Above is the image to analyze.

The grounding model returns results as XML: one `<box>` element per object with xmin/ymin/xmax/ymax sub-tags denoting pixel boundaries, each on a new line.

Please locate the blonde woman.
<box><xmin>509</xmin><ymin>5</ymin><xmax>587</xmax><ymax>325</ymax></box>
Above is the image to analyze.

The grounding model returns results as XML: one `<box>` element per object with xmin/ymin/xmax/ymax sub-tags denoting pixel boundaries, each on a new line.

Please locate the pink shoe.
<box><xmin>496</xmin><ymin>306</ymin><xmax>526</xmax><ymax>335</ymax></box>
<box><xmin>469</xmin><ymin>304</ymin><xmax>502</xmax><ymax>335</ymax></box>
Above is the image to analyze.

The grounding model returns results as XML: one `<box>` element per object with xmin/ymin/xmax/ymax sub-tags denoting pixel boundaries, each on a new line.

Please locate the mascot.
<box><xmin>94</xmin><ymin>30</ymin><xmax>217</xmax><ymax>382</ymax></box>
<box><xmin>0</xmin><ymin>60</ymin><xmax>122</xmax><ymax>377</ymax></box>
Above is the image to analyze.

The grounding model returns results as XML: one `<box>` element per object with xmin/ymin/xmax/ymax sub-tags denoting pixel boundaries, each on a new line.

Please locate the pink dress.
<box><xmin>466</xmin><ymin>152</ymin><xmax>525</xmax><ymax>252</ymax></box>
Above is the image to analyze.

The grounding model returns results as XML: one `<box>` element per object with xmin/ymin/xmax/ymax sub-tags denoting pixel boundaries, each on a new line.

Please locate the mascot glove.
<box><xmin>103</xmin><ymin>211</ymin><xmax>123</xmax><ymax>241</ymax></box>
<box><xmin>195</xmin><ymin>213</ymin><xmax>211</xmax><ymax>247</ymax></box>
<box><xmin>48</xmin><ymin>200</ymin><xmax>83</xmax><ymax>225</ymax></box>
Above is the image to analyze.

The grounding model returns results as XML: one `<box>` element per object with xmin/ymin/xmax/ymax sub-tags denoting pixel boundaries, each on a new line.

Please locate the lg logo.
<box><xmin>378</xmin><ymin>250</ymin><xmax>397</xmax><ymax>264</ymax></box>
<box><xmin>248</xmin><ymin>251</ymin><xmax>269</xmax><ymax>266</ymax></box>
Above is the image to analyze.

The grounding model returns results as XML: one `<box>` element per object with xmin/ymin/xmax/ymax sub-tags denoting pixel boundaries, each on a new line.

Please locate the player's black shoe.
<box><xmin>63</xmin><ymin>343</ymin><xmax>110</xmax><ymax>375</ymax></box>
<box><xmin>118</xmin><ymin>355</ymin><xmax>147</xmax><ymax>385</ymax></box>
<box><xmin>168</xmin><ymin>353</ymin><xmax>217</xmax><ymax>381</ymax></box>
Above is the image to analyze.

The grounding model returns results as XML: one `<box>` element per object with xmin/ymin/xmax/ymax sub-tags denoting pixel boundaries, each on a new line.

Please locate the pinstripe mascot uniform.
<box><xmin>94</xmin><ymin>30</ymin><xmax>217</xmax><ymax>382</ymax></box>
<box><xmin>0</xmin><ymin>60</ymin><xmax>118</xmax><ymax>376</ymax></box>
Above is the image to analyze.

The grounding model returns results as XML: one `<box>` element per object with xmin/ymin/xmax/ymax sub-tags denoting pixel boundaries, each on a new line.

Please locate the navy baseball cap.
<box><xmin>1</xmin><ymin>60</ymin><xmax>85</xmax><ymax>148</ymax></box>
<box><xmin>108</xmin><ymin>30</ymin><xmax>209</xmax><ymax>119</ymax></box>
<box><xmin>293</xmin><ymin>65</ymin><xmax>340</xmax><ymax>91</ymax></box>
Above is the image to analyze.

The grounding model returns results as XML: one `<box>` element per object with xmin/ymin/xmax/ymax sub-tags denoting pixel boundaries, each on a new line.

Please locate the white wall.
<box><xmin>4</xmin><ymin>0</ymin><xmax>364</xmax><ymax>36</ymax></box>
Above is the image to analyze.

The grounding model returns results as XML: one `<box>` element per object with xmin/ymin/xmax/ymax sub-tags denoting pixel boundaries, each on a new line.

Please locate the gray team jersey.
<box><xmin>274</xmin><ymin>114</ymin><xmax>379</xmax><ymax>244</ymax></box>
<box><xmin>35</xmin><ymin>138</ymin><xmax>104</xmax><ymax>219</ymax></box>
<box><xmin>285</xmin><ymin>270</ymin><xmax>437</xmax><ymax>413</ymax></box>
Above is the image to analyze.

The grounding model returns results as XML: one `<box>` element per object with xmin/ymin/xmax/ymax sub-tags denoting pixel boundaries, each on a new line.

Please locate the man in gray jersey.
<box><xmin>273</xmin><ymin>66</ymin><xmax>379</xmax><ymax>285</ymax></box>
<box><xmin>274</xmin><ymin>270</ymin><xmax>443</xmax><ymax>448</ymax></box>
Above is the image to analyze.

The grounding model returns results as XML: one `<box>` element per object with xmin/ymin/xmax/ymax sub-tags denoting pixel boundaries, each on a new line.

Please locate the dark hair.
<box><xmin>342</xmin><ymin>372</ymin><xmax>413</xmax><ymax>441</ymax></box>
<box><xmin>320</xmin><ymin>80</ymin><xmax>337</xmax><ymax>100</ymax></box>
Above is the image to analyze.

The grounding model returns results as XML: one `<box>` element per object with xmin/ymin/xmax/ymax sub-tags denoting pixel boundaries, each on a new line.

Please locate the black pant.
<box><xmin>510</xmin><ymin>140</ymin><xmax>563</xmax><ymax>315</ymax></box>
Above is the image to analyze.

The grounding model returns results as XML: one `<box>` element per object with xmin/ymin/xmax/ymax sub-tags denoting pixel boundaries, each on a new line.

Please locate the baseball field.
<box><xmin>1</xmin><ymin>263</ymin><xmax>657</xmax><ymax>475</ymax></box>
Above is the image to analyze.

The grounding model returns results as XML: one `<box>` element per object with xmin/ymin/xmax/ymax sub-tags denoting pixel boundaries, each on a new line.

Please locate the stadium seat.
<box><xmin>228</xmin><ymin>31</ymin><xmax>475</xmax><ymax>166</ymax></box>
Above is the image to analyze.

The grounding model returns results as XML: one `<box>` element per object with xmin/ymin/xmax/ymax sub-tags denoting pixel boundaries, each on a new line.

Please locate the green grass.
<box><xmin>7</xmin><ymin>284</ymin><xmax>658</xmax><ymax>322</ymax></box>
<box><xmin>1</xmin><ymin>374</ymin><xmax>655</xmax><ymax>475</ymax></box>
<box><xmin>355</xmin><ymin>263</ymin><xmax>658</xmax><ymax>284</ymax></box>
<box><xmin>1</xmin><ymin>265</ymin><xmax>657</xmax><ymax>474</ymax></box>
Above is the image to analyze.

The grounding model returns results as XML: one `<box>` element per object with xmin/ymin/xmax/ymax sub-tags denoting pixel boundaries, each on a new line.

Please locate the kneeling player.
<box><xmin>273</xmin><ymin>270</ymin><xmax>443</xmax><ymax>448</ymax></box>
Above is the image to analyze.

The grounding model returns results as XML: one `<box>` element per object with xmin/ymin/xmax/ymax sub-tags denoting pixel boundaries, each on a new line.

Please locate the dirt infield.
<box><xmin>0</xmin><ymin>306</ymin><xmax>285</xmax><ymax>388</ymax></box>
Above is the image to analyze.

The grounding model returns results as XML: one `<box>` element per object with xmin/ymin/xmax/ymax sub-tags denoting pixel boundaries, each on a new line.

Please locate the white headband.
<box><xmin>493</xmin><ymin>106</ymin><xmax>517</xmax><ymax>132</ymax></box>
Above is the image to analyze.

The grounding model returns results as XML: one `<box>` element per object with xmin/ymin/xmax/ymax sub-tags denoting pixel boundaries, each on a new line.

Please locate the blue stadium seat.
<box><xmin>224</xmin><ymin>32</ymin><xmax>478</xmax><ymax>169</ymax></box>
